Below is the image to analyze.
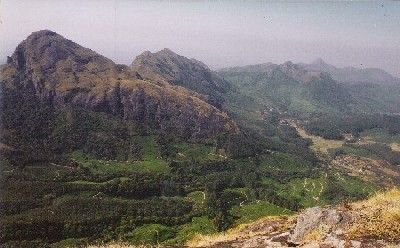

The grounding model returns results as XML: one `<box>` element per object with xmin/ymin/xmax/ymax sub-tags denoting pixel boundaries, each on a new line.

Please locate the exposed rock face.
<box><xmin>131</xmin><ymin>48</ymin><xmax>230</xmax><ymax>108</ymax></box>
<box><xmin>1</xmin><ymin>30</ymin><xmax>238</xmax><ymax>138</ymax></box>
<box><xmin>8</xmin><ymin>30</ymin><xmax>117</xmax><ymax>95</ymax></box>
<box><xmin>115</xmin><ymin>82</ymin><xmax>238</xmax><ymax>138</ymax></box>
<box><xmin>288</xmin><ymin>207</ymin><xmax>355</xmax><ymax>245</ymax></box>
<box><xmin>190</xmin><ymin>204</ymin><xmax>399</xmax><ymax>248</ymax></box>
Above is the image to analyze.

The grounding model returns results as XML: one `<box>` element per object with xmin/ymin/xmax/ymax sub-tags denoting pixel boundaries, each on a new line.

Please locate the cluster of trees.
<box><xmin>321</xmin><ymin>176</ymin><xmax>368</xmax><ymax>204</ymax></box>
<box><xmin>304</xmin><ymin>114</ymin><xmax>400</xmax><ymax>140</ymax></box>
<box><xmin>1</xmin><ymin>79</ymin><xmax>57</xmax><ymax>164</ymax></box>
<box><xmin>1</xmin><ymin>197</ymin><xmax>195</xmax><ymax>245</ymax></box>
<box><xmin>205</xmin><ymin>189</ymin><xmax>242</xmax><ymax>231</ymax></box>
<box><xmin>101</xmin><ymin>173</ymin><xmax>184</xmax><ymax>199</ymax></box>
<box><xmin>256</xmin><ymin>188</ymin><xmax>302</xmax><ymax>211</ymax></box>
<box><xmin>346</xmin><ymin>143</ymin><xmax>400</xmax><ymax>165</ymax></box>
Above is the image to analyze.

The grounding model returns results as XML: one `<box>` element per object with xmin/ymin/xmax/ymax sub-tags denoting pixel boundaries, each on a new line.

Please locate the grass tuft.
<box><xmin>347</xmin><ymin>188</ymin><xmax>400</xmax><ymax>240</ymax></box>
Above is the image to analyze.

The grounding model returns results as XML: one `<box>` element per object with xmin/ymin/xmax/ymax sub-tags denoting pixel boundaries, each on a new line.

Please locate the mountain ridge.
<box><xmin>218</xmin><ymin>61</ymin><xmax>352</xmax><ymax>116</ymax></box>
<box><xmin>300</xmin><ymin>58</ymin><xmax>400</xmax><ymax>86</ymax></box>
<box><xmin>131</xmin><ymin>48</ymin><xmax>231</xmax><ymax>109</ymax></box>
<box><xmin>218</xmin><ymin>60</ymin><xmax>400</xmax><ymax>115</ymax></box>
<box><xmin>1</xmin><ymin>30</ymin><xmax>239</xmax><ymax>142</ymax></box>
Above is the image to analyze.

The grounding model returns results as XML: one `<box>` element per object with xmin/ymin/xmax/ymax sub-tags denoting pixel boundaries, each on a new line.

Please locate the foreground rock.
<box><xmin>288</xmin><ymin>207</ymin><xmax>356</xmax><ymax>246</ymax></box>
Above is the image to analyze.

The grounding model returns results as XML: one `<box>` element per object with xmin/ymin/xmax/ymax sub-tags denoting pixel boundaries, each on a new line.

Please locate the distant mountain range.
<box><xmin>300</xmin><ymin>58</ymin><xmax>400</xmax><ymax>86</ymax></box>
<box><xmin>219</xmin><ymin>60</ymin><xmax>400</xmax><ymax>116</ymax></box>
<box><xmin>218</xmin><ymin>62</ymin><xmax>352</xmax><ymax>116</ymax></box>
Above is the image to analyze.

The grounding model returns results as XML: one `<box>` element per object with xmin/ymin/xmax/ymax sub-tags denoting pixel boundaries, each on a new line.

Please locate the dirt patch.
<box><xmin>295</xmin><ymin>126</ymin><xmax>344</xmax><ymax>154</ymax></box>
<box><xmin>390</xmin><ymin>143</ymin><xmax>400</xmax><ymax>152</ymax></box>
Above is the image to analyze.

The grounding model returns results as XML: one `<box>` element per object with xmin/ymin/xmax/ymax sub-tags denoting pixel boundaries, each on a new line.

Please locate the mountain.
<box><xmin>219</xmin><ymin>61</ymin><xmax>329</xmax><ymax>84</ymax></box>
<box><xmin>131</xmin><ymin>48</ymin><xmax>230</xmax><ymax>108</ymax></box>
<box><xmin>1</xmin><ymin>30</ymin><xmax>237</xmax><ymax>141</ymax></box>
<box><xmin>300</xmin><ymin>58</ymin><xmax>400</xmax><ymax>86</ymax></box>
<box><xmin>218</xmin><ymin>61</ymin><xmax>352</xmax><ymax>117</ymax></box>
<box><xmin>301</xmin><ymin>59</ymin><xmax>400</xmax><ymax>113</ymax></box>
<box><xmin>219</xmin><ymin>61</ymin><xmax>400</xmax><ymax>117</ymax></box>
<box><xmin>0</xmin><ymin>30</ymin><xmax>241</xmax><ymax>166</ymax></box>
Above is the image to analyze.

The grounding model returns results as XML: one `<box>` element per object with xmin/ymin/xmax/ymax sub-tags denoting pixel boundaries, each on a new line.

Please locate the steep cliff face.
<box><xmin>131</xmin><ymin>48</ymin><xmax>230</xmax><ymax>108</ymax></box>
<box><xmin>1</xmin><ymin>30</ymin><xmax>238</xmax><ymax>139</ymax></box>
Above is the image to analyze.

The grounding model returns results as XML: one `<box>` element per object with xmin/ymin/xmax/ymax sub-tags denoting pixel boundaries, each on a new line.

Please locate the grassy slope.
<box><xmin>186</xmin><ymin>188</ymin><xmax>400</xmax><ymax>248</ymax></box>
<box><xmin>348</xmin><ymin>188</ymin><xmax>400</xmax><ymax>240</ymax></box>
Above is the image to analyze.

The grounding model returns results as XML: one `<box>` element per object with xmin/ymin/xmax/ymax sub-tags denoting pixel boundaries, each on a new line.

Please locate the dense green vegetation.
<box><xmin>219</xmin><ymin>65</ymin><xmax>351</xmax><ymax>118</ymax></box>
<box><xmin>1</xmin><ymin>98</ymin><xmax>377</xmax><ymax>247</ymax></box>
<box><xmin>3</xmin><ymin>74</ymin><xmax>399</xmax><ymax>248</ymax></box>
<box><xmin>3</xmin><ymin>47</ymin><xmax>400</xmax><ymax>247</ymax></box>
<box><xmin>304</xmin><ymin>114</ymin><xmax>400</xmax><ymax>140</ymax></box>
<box><xmin>347</xmin><ymin>84</ymin><xmax>400</xmax><ymax>113</ymax></box>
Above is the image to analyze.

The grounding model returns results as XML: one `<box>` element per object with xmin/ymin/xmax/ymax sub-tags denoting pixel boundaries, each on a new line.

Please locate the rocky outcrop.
<box><xmin>8</xmin><ymin>30</ymin><xmax>117</xmax><ymax>94</ymax></box>
<box><xmin>1</xmin><ymin>30</ymin><xmax>238</xmax><ymax>139</ymax></box>
<box><xmin>288</xmin><ymin>207</ymin><xmax>357</xmax><ymax>247</ymax></box>
<box><xmin>189</xmin><ymin>205</ymin><xmax>399</xmax><ymax>248</ymax></box>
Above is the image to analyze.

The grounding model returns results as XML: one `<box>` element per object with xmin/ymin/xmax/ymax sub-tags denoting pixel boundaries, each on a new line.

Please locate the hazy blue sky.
<box><xmin>1</xmin><ymin>0</ymin><xmax>400</xmax><ymax>76</ymax></box>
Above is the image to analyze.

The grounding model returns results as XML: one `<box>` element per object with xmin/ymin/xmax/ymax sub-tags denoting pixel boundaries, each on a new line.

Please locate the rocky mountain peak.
<box><xmin>278</xmin><ymin>61</ymin><xmax>328</xmax><ymax>84</ymax></box>
<box><xmin>10</xmin><ymin>30</ymin><xmax>63</xmax><ymax>70</ymax></box>
<box><xmin>1</xmin><ymin>30</ymin><xmax>238</xmax><ymax>139</ymax></box>
<box><xmin>160</xmin><ymin>47</ymin><xmax>175</xmax><ymax>54</ymax></box>
<box><xmin>9</xmin><ymin>29</ymin><xmax>115</xmax><ymax>76</ymax></box>
<box><xmin>6</xmin><ymin>29</ymin><xmax>122</xmax><ymax>102</ymax></box>
<box><xmin>131</xmin><ymin>49</ymin><xmax>230</xmax><ymax>108</ymax></box>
